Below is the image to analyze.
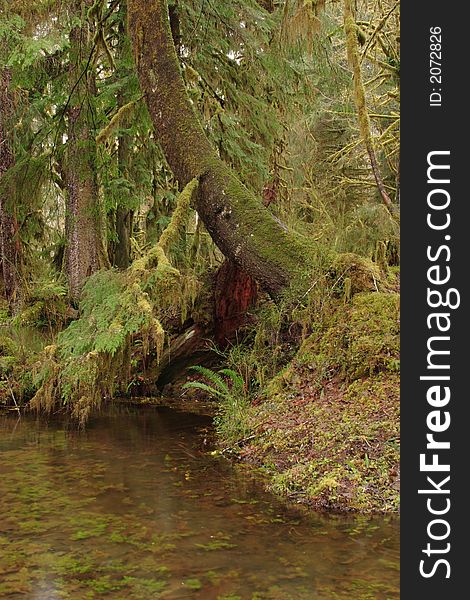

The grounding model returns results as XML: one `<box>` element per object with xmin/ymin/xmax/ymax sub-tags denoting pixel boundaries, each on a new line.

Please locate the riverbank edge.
<box><xmin>89</xmin><ymin>290</ymin><xmax>401</xmax><ymax>514</ymax></box>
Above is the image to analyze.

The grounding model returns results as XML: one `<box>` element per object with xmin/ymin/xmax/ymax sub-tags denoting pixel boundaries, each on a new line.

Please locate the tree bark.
<box><xmin>63</xmin><ymin>16</ymin><xmax>109</xmax><ymax>300</ymax></box>
<box><xmin>168</xmin><ymin>1</ymin><xmax>181</xmax><ymax>54</ymax></box>
<box><xmin>258</xmin><ymin>0</ymin><xmax>275</xmax><ymax>12</ymax></box>
<box><xmin>128</xmin><ymin>0</ymin><xmax>308</xmax><ymax>297</ymax></box>
<box><xmin>214</xmin><ymin>260</ymin><xmax>258</xmax><ymax>348</ymax></box>
<box><xmin>114</xmin><ymin>11</ymin><xmax>133</xmax><ymax>269</ymax></box>
<box><xmin>0</xmin><ymin>68</ymin><xmax>21</xmax><ymax>308</ymax></box>
<box><xmin>114</xmin><ymin>193</ymin><xmax>132</xmax><ymax>269</ymax></box>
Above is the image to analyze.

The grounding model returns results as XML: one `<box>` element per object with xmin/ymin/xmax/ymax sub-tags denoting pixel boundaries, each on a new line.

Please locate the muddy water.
<box><xmin>0</xmin><ymin>407</ymin><xmax>399</xmax><ymax>599</ymax></box>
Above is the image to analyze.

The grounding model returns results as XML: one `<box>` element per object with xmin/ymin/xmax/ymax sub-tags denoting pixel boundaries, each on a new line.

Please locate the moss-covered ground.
<box><xmin>226</xmin><ymin>290</ymin><xmax>400</xmax><ymax>513</ymax></box>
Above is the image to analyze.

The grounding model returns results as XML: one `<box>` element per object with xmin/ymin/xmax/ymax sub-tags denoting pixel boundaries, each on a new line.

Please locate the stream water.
<box><xmin>0</xmin><ymin>406</ymin><xmax>399</xmax><ymax>599</ymax></box>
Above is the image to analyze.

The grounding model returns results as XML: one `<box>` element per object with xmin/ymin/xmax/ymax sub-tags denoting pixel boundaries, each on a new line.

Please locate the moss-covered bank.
<box><xmin>224</xmin><ymin>291</ymin><xmax>400</xmax><ymax>513</ymax></box>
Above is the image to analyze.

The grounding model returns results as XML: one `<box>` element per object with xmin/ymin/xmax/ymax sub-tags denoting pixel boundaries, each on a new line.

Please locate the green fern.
<box><xmin>181</xmin><ymin>380</ymin><xmax>224</xmax><ymax>398</ymax></box>
<box><xmin>183</xmin><ymin>365</ymin><xmax>229</xmax><ymax>397</ymax></box>
<box><xmin>218</xmin><ymin>369</ymin><xmax>245</xmax><ymax>392</ymax></box>
<box><xmin>183</xmin><ymin>366</ymin><xmax>251</xmax><ymax>445</ymax></box>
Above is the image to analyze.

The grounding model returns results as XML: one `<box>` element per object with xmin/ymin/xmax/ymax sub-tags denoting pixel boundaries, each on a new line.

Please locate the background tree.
<box><xmin>0</xmin><ymin>67</ymin><xmax>21</xmax><ymax>308</ymax></box>
<box><xmin>62</xmin><ymin>0</ymin><xmax>110</xmax><ymax>300</ymax></box>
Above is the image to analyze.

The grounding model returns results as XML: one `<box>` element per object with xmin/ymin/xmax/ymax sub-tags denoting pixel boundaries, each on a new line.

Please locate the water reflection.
<box><xmin>0</xmin><ymin>407</ymin><xmax>399</xmax><ymax>599</ymax></box>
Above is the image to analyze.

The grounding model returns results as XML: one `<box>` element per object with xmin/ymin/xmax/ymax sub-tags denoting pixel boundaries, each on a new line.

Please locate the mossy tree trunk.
<box><xmin>343</xmin><ymin>0</ymin><xmax>396</xmax><ymax>217</ymax></box>
<box><xmin>63</xmin><ymin>9</ymin><xmax>109</xmax><ymax>301</ymax></box>
<box><xmin>114</xmin><ymin>11</ymin><xmax>133</xmax><ymax>270</ymax></box>
<box><xmin>114</xmin><ymin>129</ymin><xmax>132</xmax><ymax>269</ymax></box>
<box><xmin>128</xmin><ymin>0</ymin><xmax>308</xmax><ymax>297</ymax></box>
<box><xmin>168</xmin><ymin>0</ymin><xmax>181</xmax><ymax>54</ymax></box>
<box><xmin>0</xmin><ymin>68</ymin><xmax>21</xmax><ymax>308</ymax></box>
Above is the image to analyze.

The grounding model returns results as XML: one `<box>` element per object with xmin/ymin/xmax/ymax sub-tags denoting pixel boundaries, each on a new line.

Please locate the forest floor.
<box><xmin>234</xmin><ymin>290</ymin><xmax>400</xmax><ymax>513</ymax></box>
<box><xmin>237</xmin><ymin>367</ymin><xmax>399</xmax><ymax>513</ymax></box>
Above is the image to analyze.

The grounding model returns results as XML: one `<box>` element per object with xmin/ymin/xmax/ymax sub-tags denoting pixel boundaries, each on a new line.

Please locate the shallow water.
<box><xmin>0</xmin><ymin>407</ymin><xmax>399</xmax><ymax>599</ymax></box>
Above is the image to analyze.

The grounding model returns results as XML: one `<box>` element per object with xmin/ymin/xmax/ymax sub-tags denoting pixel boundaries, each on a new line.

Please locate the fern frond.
<box><xmin>182</xmin><ymin>380</ymin><xmax>224</xmax><ymax>398</ymax></box>
<box><xmin>218</xmin><ymin>368</ymin><xmax>245</xmax><ymax>392</ymax></box>
<box><xmin>187</xmin><ymin>365</ymin><xmax>230</xmax><ymax>395</ymax></box>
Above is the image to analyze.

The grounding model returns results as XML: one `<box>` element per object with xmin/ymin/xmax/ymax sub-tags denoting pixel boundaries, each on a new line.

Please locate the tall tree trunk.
<box><xmin>63</xmin><ymin>14</ymin><xmax>109</xmax><ymax>300</ymax></box>
<box><xmin>128</xmin><ymin>0</ymin><xmax>308</xmax><ymax>297</ymax></box>
<box><xmin>114</xmin><ymin>119</ymin><xmax>132</xmax><ymax>269</ymax></box>
<box><xmin>0</xmin><ymin>68</ymin><xmax>21</xmax><ymax>308</ymax></box>
<box><xmin>114</xmin><ymin>9</ymin><xmax>133</xmax><ymax>269</ymax></box>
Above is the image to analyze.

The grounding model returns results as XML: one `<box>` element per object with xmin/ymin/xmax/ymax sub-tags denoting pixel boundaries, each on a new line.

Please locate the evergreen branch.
<box><xmin>52</xmin><ymin>29</ymin><xmax>100</xmax><ymax>157</ymax></box>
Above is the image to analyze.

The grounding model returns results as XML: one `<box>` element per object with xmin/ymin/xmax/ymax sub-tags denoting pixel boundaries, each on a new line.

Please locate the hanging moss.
<box><xmin>30</xmin><ymin>179</ymin><xmax>203</xmax><ymax>424</ymax></box>
<box><xmin>87</xmin><ymin>0</ymin><xmax>106</xmax><ymax>21</ymax></box>
<box><xmin>96</xmin><ymin>101</ymin><xmax>137</xmax><ymax>145</ymax></box>
<box><xmin>0</xmin><ymin>153</ymin><xmax>49</xmax><ymax>214</ymax></box>
<box><xmin>30</xmin><ymin>269</ymin><xmax>165</xmax><ymax>425</ymax></box>
<box><xmin>30</xmin><ymin>344</ymin><xmax>61</xmax><ymax>414</ymax></box>
<box><xmin>280</xmin><ymin>0</ymin><xmax>326</xmax><ymax>49</ymax></box>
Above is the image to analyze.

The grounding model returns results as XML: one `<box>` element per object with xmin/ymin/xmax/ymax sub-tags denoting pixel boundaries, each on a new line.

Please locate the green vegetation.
<box><xmin>183</xmin><ymin>366</ymin><xmax>251</xmax><ymax>445</ymax></box>
<box><xmin>1</xmin><ymin>0</ymin><xmax>400</xmax><ymax>514</ymax></box>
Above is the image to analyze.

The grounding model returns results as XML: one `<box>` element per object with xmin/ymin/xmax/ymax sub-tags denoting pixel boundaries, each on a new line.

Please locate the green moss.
<box><xmin>122</xmin><ymin>576</ymin><xmax>167</xmax><ymax>594</ymax></box>
<box><xmin>195</xmin><ymin>531</ymin><xmax>237</xmax><ymax>551</ymax></box>
<box><xmin>0</xmin><ymin>325</ymin><xmax>47</xmax><ymax>407</ymax></box>
<box><xmin>85</xmin><ymin>575</ymin><xmax>125</xmax><ymax>593</ymax></box>
<box><xmin>329</xmin><ymin>253</ymin><xmax>385</xmax><ymax>296</ymax></box>
<box><xmin>196</xmin><ymin>540</ymin><xmax>237</xmax><ymax>551</ymax></box>
<box><xmin>298</xmin><ymin>291</ymin><xmax>399</xmax><ymax>379</ymax></box>
<box><xmin>206</xmin><ymin>159</ymin><xmax>306</xmax><ymax>275</ymax></box>
<box><xmin>264</xmin><ymin>366</ymin><xmax>399</xmax><ymax>511</ymax></box>
<box><xmin>183</xmin><ymin>578</ymin><xmax>202</xmax><ymax>590</ymax></box>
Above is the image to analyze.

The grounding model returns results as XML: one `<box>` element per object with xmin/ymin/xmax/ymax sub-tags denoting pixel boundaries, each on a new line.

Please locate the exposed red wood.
<box><xmin>214</xmin><ymin>260</ymin><xmax>258</xmax><ymax>348</ymax></box>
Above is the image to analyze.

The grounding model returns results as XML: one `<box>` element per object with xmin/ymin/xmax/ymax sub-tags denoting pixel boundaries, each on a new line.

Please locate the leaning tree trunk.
<box><xmin>343</xmin><ymin>0</ymin><xmax>396</xmax><ymax>218</ymax></box>
<box><xmin>128</xmin><ymin>0</ymin><xmax>308</xmax><ymax>297</ymax></box>
<box><xmin>63</xmin><ymin>13</ymin><xmax>109</xmax><ymax>301</ymax></box>
<box><xmin>0</xmin><ymin>68</ymin><xmax>21</xmax><ymax>308</ymax></box>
